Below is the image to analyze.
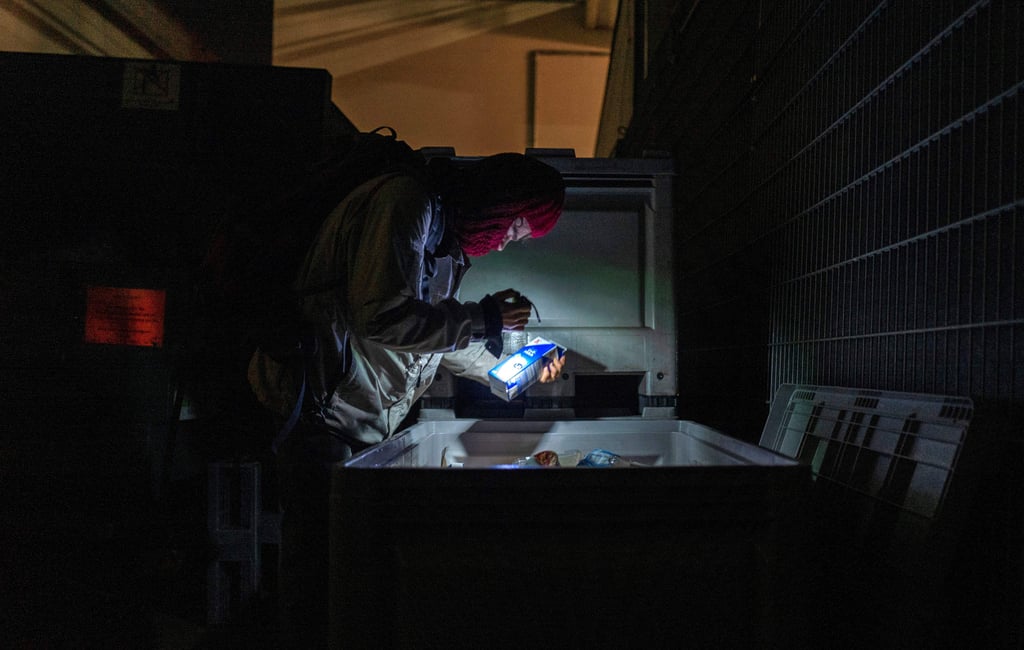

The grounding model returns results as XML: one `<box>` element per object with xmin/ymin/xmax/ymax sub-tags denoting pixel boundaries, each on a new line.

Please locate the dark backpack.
<box><xmin>184</xmin><ymin>127</ymin><xmax>426</xmax><ymax>426</ymax></box>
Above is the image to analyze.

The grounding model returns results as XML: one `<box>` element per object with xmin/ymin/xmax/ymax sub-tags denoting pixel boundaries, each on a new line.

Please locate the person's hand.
<box><xmin>492</xmin><ymin>288</ymin><xmax>532</xmax><ymax>331</ymax></box>
<box><xmin>538</xmin><ymin>352</ymin><xmax>566</xmax><ymax>383</ymax></box>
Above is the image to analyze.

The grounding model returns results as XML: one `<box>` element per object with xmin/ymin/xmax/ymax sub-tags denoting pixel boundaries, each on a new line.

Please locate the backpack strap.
<box><xmin>271</xmin><ymin>366</ymin><xmax>306</xmax><ymax>455</ymax></box>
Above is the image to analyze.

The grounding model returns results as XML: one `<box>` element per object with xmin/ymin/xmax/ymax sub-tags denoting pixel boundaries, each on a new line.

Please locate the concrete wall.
<box><xmin>323</xmin><ymin>5</ymin><xmax>611</xmax><ymax>155</ymax></box>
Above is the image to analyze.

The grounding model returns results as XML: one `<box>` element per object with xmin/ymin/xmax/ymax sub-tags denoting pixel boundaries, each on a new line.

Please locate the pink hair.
<box><xmin>447</xmin><ymin>154</ymin><xmax>565</xmax><ymax>257</ymax></box>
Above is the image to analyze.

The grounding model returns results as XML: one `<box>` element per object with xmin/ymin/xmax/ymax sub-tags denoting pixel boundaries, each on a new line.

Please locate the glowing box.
<box><xmin>488</xmin><ymin>336</ymin><xmax>566</xmax><ymax>401</ymax></box>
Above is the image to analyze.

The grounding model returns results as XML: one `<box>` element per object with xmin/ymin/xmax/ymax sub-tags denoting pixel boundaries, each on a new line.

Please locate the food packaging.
<box><xmin>488</xmin><ymin>336</ymin><xmax>566</xmax><ymax>401</ymax></box>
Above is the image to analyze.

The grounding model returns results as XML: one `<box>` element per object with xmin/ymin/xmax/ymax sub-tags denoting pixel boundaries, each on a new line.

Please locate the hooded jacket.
<box><xmin>248</xmin><ymin>172</ymin><xmax>500</xmax><ymax>447</ymax></box>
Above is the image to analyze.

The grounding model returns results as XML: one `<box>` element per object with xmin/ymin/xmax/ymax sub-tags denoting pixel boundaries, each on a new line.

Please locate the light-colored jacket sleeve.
<box><xmin>440</xmin><ymin>340</ymin><xmax>501</xmax><ymax>386</ymax></box>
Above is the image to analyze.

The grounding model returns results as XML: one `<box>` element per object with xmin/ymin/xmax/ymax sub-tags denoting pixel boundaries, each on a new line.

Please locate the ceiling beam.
<box><xmin>273</xmin><ymin>0</ymin><xmax>569</xmax><ymax>76</ymax></box>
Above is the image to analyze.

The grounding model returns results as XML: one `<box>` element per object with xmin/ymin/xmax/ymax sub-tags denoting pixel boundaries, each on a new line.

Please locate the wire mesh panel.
<box><xmin>626</xmin><ymin>0</ymin><xmax>1022</xmax><ymax>431</ymax></box>
<box><xmin>620</xmin><ymin>1</ymin><xmax>1022</xmax><ymax>645</ymax></box>
<box><xmin>760</xmin><ymin>1</ymin><xmax>1022</xmax><ymax>402</ymax></box>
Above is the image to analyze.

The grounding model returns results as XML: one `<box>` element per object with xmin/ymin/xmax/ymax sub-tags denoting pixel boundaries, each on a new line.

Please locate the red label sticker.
<box><xmin>84</xmin><ymin>286</ymin><xmax>166</xmax><ymax>347</ymax></box>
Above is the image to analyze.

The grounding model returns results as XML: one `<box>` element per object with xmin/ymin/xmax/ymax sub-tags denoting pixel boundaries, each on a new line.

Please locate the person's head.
<box><xmin>434</xmin><ymin>153</ymin><xmax>565</xmax><ymax>256</ymax></box>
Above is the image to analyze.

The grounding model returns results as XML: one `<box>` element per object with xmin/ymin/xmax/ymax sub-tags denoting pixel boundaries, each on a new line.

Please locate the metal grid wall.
<box><xmin>620</xmin><ymin>3</ymin><xmax>1021</xmax><ymax>644</ymax></box>
<box><xmin>761</xmin><ymin>1</ymin><xmax>1023</xmax><ymax>405</ymax></box>
<box><xmin>623</xmin><ymin>0</ymin><xmax>1022</xmax><ymax>432</ymax></box>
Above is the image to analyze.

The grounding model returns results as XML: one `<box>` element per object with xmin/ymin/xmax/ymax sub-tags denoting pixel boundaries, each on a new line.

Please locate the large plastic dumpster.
<box><xmin>330</xmin><ymin>418</ymin><xmax>810</xmax><ymax>648</ymax></box>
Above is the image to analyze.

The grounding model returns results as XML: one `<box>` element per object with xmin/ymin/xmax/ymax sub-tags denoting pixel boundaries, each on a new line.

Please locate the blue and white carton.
<box><xmin>488</xmin><ymin>336</ymin><xmax>567</xmax><ymax>401</ymax></box>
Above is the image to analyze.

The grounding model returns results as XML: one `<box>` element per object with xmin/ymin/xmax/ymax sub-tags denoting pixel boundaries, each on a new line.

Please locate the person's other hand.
<box><xmin>492</xmin><ymin>288</ymin><xmax>532</xmax><ymax>331</ymax></box>
<box><xmin>538</xmin><ymin>352</ymin><xmax>566</xmax><ymax>383</ymax></box>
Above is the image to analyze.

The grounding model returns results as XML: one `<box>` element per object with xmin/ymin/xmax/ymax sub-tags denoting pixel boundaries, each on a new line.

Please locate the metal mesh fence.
<box><xmin>620</xmin><ymin>2</ymin><xmax>1021</xmax><ymax>644</ymax></box>
<box><xmin>624</xmin><ymin>0</ymin><xmax>1022</xmax><ymax>432</ymax></box>
<box><xmin>762</xmin><ymin>1</ymin><xmax>1022</xmax><ymax>403</ymax></box>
